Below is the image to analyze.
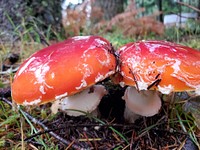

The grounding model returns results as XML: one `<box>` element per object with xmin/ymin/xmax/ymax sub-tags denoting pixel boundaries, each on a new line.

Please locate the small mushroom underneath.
<box><xmin>123</xmin><ymin>86</ymin><xmax>161</xmax><ymax>122</ymax></box>
<box><xmin>51</xmin><ymin>85</ymin><xmax>107</xmax><ymax>116</ymax></box>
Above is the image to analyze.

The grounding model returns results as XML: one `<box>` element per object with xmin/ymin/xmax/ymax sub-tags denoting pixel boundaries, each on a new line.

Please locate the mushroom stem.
<box><xmin>123</xmin><ymin>86</ymin><xmax>161</xmax><ymax>123</ymax></box>
<box><xmin>51</xmin><ymin>85</ymin><xmax>107</xmax><ymax>116</ymax></box>
<box><xmin>124</xmin><ymin>105</ymin><xmax>141</xmax><ymax>123</ymax></box>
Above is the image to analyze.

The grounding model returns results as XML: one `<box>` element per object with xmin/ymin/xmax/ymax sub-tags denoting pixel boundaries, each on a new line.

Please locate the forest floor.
<box><xmin>0</xmin><ymin>29</ymin><xmax>200</xmax><ymax>149</ymax></box>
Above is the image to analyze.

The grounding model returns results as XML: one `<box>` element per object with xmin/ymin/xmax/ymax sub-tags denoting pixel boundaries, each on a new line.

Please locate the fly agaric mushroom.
<box><xmin>12</xmin><ymin>36</ymin><xmax>116</xmax><ymax>116</ymax></box>
<box><xmin>114</xmin><ymin>40</ymin><xmax>200</xmax><ymax>122</ymax></box>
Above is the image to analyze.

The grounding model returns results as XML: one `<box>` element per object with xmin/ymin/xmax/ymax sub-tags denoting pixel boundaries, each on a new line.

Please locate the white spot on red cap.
<box><xmin>126</xmin><ymin>57</ymin><xmax>141</xmax><ymax>69</ymax></box>
<box><xmin>97</xmin><ymin>48</ymin><xmax>111</xmax><ymax>66</ymax></box>
<box><xmin>120</xmin><ymin>45</ymin><xmax>127</xmax><ymax>51</ymax></box>
<box><xmin>119</xmin><ymin>82</ymin><xmax>125</xmax><ymax>87</ymax></box>
<box><xmin>158</xmin><ymin>84</ymin><xmax>174</xmax><ymax>94</ymax></box>
<box><xmin>137</xmin><ymin>81</ymin><xmax>149</xmax><ymax>90</ymax></box>
<box><xmin>34</xmin><ymin>63</ymin><xmax>50</xmax><ymax>84</ymax></box>
<box><xmin>95</xmin><ymin>70</ymin><xmax>115</xmax><ymax>83</ymax></box>
<box><xmin>171</xmin><ymin>59</ymin><xmax>181</xmax><ymax>74</ymax></box>
<box><xmin>51</xmin><ymin>72</ymin><xmax>55</xmax><ymax>79</ymax></box>
<box><xmin>23</xmin><ymin>98</ymin><xmax>41</xmax><ymax>106</ymax></box>
<box><xmin>146</xmin><ymin>43</ymin><xmax>161</xmax><ymax>53</ymax></box>
<box><xmin>17</xmin><ymin>57</ymin><xmax>36</xmax><ymax>76</ymax></box>
<box><xmin>33</xmin><ymin>62</ymin><xmax>53</xmax><ymax>92</ymax></box>
<box><xmin>95</xmin><ymin>38</ymin><xmax>107</xmax><ymax>45</ymax></box>
<box><xmin>95</xmin><ymin>74</ymin><xmax>104</xmax><ymax>83</ymax></box>
<box><xmin>72</xmin><ymin>36</ymin><xmax>90</xmax><ymax>41</ymax></box>
<box><xmin>75</xmin><ymin>79</ymin><xmax>87</xmax><ymax>90</ymax></box>
<box><xmin>55</xmin><ymin>92</ymin><xmax>68</xmax><ymax>100</ymax></box>
<box><xmin>75</xmin><ymin>63</ymin><xmax>93</xmax><ymax>90</ymax></box>
<box><xmin>39</xmin><ymin>85</ymin><xmax>46</xmax><ymax>94</ymax></box>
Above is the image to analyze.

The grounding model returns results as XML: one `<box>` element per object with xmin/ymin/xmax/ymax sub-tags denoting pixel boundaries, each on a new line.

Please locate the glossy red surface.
<box><xmin>12</xmin><ymin>36</ymin><xmax>116</xmax><ymax>105</ymax></box>
<box><xmin>117</xmin><ymin>40</ymin><xmax>200</xmax><ymax>94</ymax></box>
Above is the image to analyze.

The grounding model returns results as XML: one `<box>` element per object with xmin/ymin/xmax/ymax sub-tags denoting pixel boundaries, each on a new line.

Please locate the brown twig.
<box><xmin>0</xmin><ymin>97</ymin><xmax>81</xmax><ymax>149</ymax></box>
<box><xmin>128</xmin><ymin>68</ymin><xmax>139</xmax><ymax>91</ymax></box>
<box><xmin>147</xmin><ymin>79</ymin><xmax>161</xmax><ymax>90</ymax></box>
<box><xmin>176</xmin><ymin>1</ymin><xmax>200</xmax><ymax>13</ymax></box>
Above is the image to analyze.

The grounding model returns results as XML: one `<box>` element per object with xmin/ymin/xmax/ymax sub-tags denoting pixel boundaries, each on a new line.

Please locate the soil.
<box><xmin>13</xmin><ymin>82</ymin><xmax>199</xmax><ymax>149</ymax></box>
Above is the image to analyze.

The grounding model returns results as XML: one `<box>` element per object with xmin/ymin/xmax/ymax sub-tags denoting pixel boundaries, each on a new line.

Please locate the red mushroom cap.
<box><xmin>116</xmin><ymin>40</ymin><xmax>200</xmax><ymax>94</ymax></box>
<box><xmin>12</xmin><ymin>36</ymin><xmax>116</xmax><ymax>105</ymax></box>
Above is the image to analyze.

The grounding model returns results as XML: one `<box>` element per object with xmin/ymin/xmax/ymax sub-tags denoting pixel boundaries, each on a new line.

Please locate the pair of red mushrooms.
<box><xmin>12</xmin><ymin>36</ymin><xmax>200</xmax><ymax>122</ymax></box>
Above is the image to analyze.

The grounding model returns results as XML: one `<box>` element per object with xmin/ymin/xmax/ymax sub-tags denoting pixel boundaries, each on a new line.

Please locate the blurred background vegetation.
<box><xmin>0</xmin><ymin>0</ymin><xmax>200</xmax><ymax>46</ymax></box>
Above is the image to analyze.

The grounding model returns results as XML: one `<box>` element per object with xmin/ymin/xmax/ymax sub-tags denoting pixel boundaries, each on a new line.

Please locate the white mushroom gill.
<box><xmin>123</xmin><ymin>86</ymin><xmax>161</xmax><ymax>123</ymax></box>
<box><xmin>51</xmin><ymin>85</ymin><xmax>107</xmax><ymax>116</ymax></box>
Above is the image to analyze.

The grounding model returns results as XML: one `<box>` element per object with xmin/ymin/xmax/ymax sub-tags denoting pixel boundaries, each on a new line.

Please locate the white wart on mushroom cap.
<box><xmin>12</xmin><ymin>36</ymin><xmax>116</xmax><ymax>114</ymax></box>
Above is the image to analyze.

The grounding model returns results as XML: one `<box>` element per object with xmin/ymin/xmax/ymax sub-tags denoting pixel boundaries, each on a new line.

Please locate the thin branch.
<box><xmin>0</xmin><ymin>97</ymin><xmax>81</xmax><ymax>149</ymax></box>
<box><xmin>147</xmin><ymin>79</ymin><xmax>161</xmax><ymax>90</ymax></box>
<box><xmin>24</xmin><ymin>123</ymin><xmax>140</xmax><ymax>142</ymax></box>
<box><xmin>128</xmin><ymin>68</ymin><xmax>139</xmax><ymax>91</ymax></box>
<box><xmin>176</xmin><ymin>1</ymin><xmax>200</xmax><ymax>13</ymax></box>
